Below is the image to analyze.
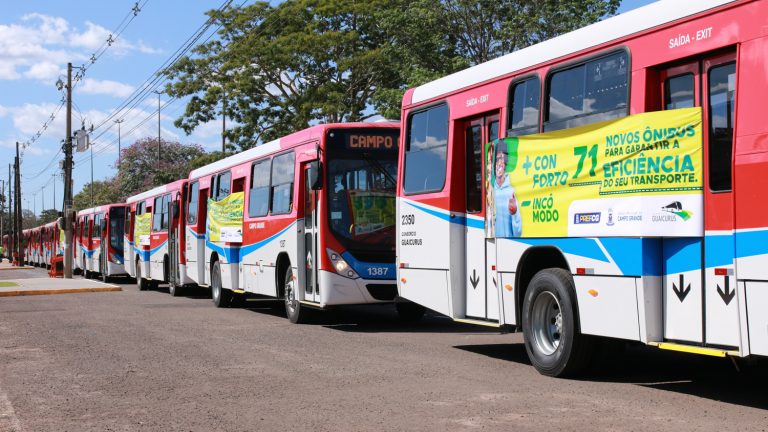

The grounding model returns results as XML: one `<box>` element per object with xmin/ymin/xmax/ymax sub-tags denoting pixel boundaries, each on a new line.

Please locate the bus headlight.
<box><xmin>326</xmin><ymin>248</ymin><xmax>359</xmax><ymax>279</ymax></box>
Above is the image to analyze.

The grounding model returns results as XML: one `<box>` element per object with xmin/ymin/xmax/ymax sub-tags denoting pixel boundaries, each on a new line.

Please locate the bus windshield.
<box><xmin>325</xmin><ymin>128</ymin><xmax>399</xmax><ymax>260</ymax></box>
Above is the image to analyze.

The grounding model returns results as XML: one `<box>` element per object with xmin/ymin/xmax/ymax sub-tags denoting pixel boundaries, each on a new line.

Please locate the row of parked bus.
<box><xmin>8</xmin><ymin>0</ymin><xmax>768</xmax><ymax>376</ymax></box>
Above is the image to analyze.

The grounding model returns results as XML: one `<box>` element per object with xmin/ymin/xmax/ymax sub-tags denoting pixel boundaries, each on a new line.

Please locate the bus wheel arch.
<box><xmin>275</xmin><ymin>252</ymin><xmax>291</xmax><ymax>299</ymax></box>
<box><xmin>515</xmin><ymin>246</ymin><xmax>570</xmax><ymax>321</ymax></box>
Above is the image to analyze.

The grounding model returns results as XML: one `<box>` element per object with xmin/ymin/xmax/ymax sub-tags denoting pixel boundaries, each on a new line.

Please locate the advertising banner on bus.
<box><xmin>486</xmin><ymin>107</ymin><xmax>702</xmax><ymax>238</ymax></box>
<box><xmin>134</xmin><ymin>213</ymin><xmax>152</xmax><ymax>246</ymax></box>
<box><xmin>207</xmin><ymin>191</ymin><xmax>244</xmax><ymax>243</ymax></box>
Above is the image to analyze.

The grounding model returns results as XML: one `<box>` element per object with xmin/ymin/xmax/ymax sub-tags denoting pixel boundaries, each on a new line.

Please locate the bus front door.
<box><xmin>463</xmin><ymin>113</ymin><xmax>500</xmax><ymax>320</ymax></box>
<box><xmin>302</xmin><ymin>162</ymin><xmax>320</xmax><ymax>303</ymax></box>
<box><xmin>168</xmin><ymin>198</ymin><xmax>179</xmax><ymax>287</ymax></box>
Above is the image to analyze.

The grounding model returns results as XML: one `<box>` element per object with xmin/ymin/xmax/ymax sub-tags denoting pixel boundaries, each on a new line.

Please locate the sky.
<box><xmin>1</xmin><ymin>0</ymin><xmax>655</xmax><ymax>216</ymax></box>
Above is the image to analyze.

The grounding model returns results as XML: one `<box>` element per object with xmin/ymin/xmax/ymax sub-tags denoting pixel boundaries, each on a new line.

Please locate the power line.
<box><xmin>21</xmin><ymin>0</ymin><xmax>150</xmax><ymax>154</ymax></box>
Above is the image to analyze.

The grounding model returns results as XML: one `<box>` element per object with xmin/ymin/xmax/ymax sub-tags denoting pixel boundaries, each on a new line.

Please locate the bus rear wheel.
<box><xmin>136</xmin><ymin>263</ymin><xmax>149</xmax><ymax>291</ymax></box>
<box><xmin>211</xmin><ymin>260</ymin><xmax>231</xmax><ymax>308</ymax></box>
<box><xmin>283</xmin><ymin>266</ymin><xmax>308</xmax><ymax>324</ymax></box>
<box><xmin>522</xmin><ymin>268</ymin><xmax>593</xmax><ymax>377</ymax></box>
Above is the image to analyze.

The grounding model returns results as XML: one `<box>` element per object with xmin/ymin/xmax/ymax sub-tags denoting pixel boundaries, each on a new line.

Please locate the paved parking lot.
<box><xmin>0</xmin><ymin>267</ymin><xmax>766</xmax><ymax>431</ymax></box>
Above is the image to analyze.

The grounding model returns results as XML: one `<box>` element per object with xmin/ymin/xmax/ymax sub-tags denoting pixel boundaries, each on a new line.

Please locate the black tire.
<box><xmin>521</xmin><ymin>268</ymin><xmax>593</xmax><ymax>377</ymax></box>
<box><xmin>136</xmin><ymin>263</ymin><xmax>149</xmax><ymax>291</ymax></box>
<box><xmin>283</xmin><ymin>266</ymin><xmax>308</xmax><ymax>324</ymax></box>
<box><xmin>168</xmin><ymin>280</ymin><xmax>183</xmax><ymax>297</ymax></box>
<box><xmin>211</xmin><ymin>260</ymin><xmax>232</xmax><ymax>308</ymax></box>
<box><xmin>395</xmin><ymin>301</ymin><xmax>426</xmax><ymax>322</ymax></box>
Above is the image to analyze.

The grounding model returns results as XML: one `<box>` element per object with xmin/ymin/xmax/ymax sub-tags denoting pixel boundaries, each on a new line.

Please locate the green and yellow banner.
<box><xmin>348</xmin><ymin>190</ymin><xmax>396</xmax><ymax>236</ymax></box>
<box><xmin>134</xmin><ymin>212</ymin><xmax>152</xmax><ymax>246</ymax></box>
<box><xmin>207</xmin><ymin>191</ymin><xmax>244</xmax><ymax>242</ymax></box>
<box><xmin>486</xmin><ymin>108</ymin><xmax>703</xmax><ymax>238</ymax></box>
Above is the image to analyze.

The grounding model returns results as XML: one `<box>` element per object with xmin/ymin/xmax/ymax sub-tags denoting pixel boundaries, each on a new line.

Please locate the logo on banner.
<box><xmin>574</xmin><ymin>212</ymin><xmax>601</xmax><ymax>224</ymax></box>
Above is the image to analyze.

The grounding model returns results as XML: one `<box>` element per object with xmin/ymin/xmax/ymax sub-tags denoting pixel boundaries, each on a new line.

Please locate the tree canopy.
<box><xmin>166</xmin><ymin>0</ymin><xmax>619</xmax><ymax>146</ymax></box>
<box><xmin>71</xmin><ymin>137</ymin><xmax>207</xmax><ymax>211</ymax></box>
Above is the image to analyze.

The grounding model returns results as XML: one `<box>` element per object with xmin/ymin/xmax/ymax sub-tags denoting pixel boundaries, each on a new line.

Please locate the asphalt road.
<box><xmin>0</xmin><ymin>268</ymin><xmax>767</xmax><ymax>432</ymax></box>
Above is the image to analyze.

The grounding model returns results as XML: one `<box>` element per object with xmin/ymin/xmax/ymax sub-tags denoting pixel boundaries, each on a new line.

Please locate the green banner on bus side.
<box><xmin>207</xmin><ymin>191</ymin><xmax>244</xmax><ymax>243</ymax></box>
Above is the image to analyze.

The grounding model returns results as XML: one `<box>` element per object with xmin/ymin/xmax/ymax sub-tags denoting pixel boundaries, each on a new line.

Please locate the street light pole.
<box><xmin>115</xmin><ymin>118</ymin><xmax>124</xmax><ymax>167</ymax></box>
<box><xmin>154</xmin><ymin>90</ymin><xmax>162</xmax><ymax>170</ymax></box>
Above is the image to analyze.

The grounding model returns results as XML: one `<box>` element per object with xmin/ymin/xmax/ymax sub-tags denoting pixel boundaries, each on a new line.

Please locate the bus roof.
<box><xmin>126</xmin><ymin>178</ymin><xmax>187</xmax><ymax>204</ymax></box>
<box><xmin>77</xmin><ymin>203</ymin><xmax>127</xmax><ymax>216</ymax></box>
<box><xmin>408</xmin><ymin>0</ymin><xmax>738</xmax><ymax>105</ymax></box>
<box><xmin>188</xmin><ymin>122</ymin><xmax>399</xmax><ymax>180</ymax></box>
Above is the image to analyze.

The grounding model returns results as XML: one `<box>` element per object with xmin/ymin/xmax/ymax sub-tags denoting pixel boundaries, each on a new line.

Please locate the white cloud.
<box><xmin>0</xmin><ymin>14</ymin><xmax>161</xmax><ymax>82</ymax></box>
<box><xmin>79</xmin><ymin>78</ymin><xmax>135</xmax><ymax>98</ymax></box>
<box><xmin>24</xmin><ymin>62</ymin><xmax>62</xmax><ymax>81</ymax></box>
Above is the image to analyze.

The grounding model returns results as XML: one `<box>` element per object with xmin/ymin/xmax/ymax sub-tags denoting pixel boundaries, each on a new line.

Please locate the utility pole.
<box><xmin>52</xmin><ymin>173</ymin><xmax>57</xmax><ymax>214</ymax></box>
<box><xmin>90</xmin><ymin>135</ymin><xmax>94</xmax><ymax>208</ymax></box>
<box><xmin>62</xmin><ymin>62</ymin><xmax>74</xmax><ymax>278</ymax></box>
<box><xmin>115</xmin><ymin>118</ymin><xmax>124</xmax><ymax>167</ymax></box>
<box><xmin>15</xmin><ymin>141</ymin><xmax>21</xmax><ymax>265</ymax></box>
<box><xmin>154</xmin><ymin>90</ymin><xmax>162</xmax><ymax>170</ymax></box>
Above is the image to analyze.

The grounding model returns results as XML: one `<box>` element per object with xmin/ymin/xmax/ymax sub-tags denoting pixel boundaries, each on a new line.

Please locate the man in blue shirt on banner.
<box><xmin>494</xmin><ymin>143</ymin><xmax>522</xmax><ymax>237</ymax></box>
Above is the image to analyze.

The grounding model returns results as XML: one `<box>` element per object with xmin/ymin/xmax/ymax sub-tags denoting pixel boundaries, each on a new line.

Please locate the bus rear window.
<box><xmin>403</xmin><ymin>104</ymin><xmax>448</xmax><ymax>194</ymax></box>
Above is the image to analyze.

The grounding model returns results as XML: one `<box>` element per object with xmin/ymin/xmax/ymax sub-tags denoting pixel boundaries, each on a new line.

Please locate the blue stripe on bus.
<box><xmin>406</xmin><ymin>202</ymin><xmax>484</xmax><ymax>229</ymax></box>
<box><xmin>341</xmin><ymin>251</ymin><xmax>395</xmax><ymax>280</ymax></box>
<box><xmin>133</xmin><ymin>240</ymin><xmax>168</xmax><ymax>262</ymax></box>
<box><xmin>206</xmin><ymin>222</ymin><xmax>297</xmax><ymax>264</ymax></box>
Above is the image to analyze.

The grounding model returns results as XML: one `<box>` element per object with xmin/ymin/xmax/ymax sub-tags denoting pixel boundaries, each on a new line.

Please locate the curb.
<box><xmin>0</xmin><ymin>286</ymin><xmax>122</xmax><ymax>297</ymax></box>
<box><xmin>0</xmin><ymin>266</ymin><xmax>35</xmax><ymax>271</ymax></box>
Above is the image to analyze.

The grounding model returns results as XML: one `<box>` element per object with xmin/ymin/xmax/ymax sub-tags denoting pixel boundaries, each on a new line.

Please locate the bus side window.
<box><xmin>708</xmin><ymin>62</ymin><xmax>736</xmax><ymax>192</ymax></box>
<box><xmin>664</xmin><ymin>74</ymin><xmax>695</xmax><ymax>110</ymax></box>
<box><xmin>153</xmin><ymin>196</ymin><xmax>163</xmax><ymax>232</ymax></box>
<box><xmin>403</xmin><ymin>103</ymin><xmax>449</xmax><ymax>194</ymax></box>
<box><xmin>545</xmin><ymin>51</ymin><xmax>628</xmax><ymax>132</ymax></box>
<box><xmin>507</xmin><ymin>76</ymin><xmax>540</xmax><ymax>137</ymax></box>
<box><xmin>270</xmin><ymin>152</ymin><xmax>295</xmax><ymax>214</ymax></box>
<box><xmin>187</xmin><ymin>181</ymin><xmax>199</xmax><ymax>224</ymax></box>
<box><xmin>249</xmin><ymin>160</ymin><xmax>271</xmax><ymax>217</ymax></box>
<box><xmin>218</xmin><ymin>172</ymin><xmax>232</xmax><ymax>200</ymax></box>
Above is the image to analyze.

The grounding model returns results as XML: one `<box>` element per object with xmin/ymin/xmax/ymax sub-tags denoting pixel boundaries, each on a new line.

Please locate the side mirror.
<box><xmin>310</xmin><ymin>161</ymin><xmax>323</xmax><ymax>190</ymax></box>
<box><xmin>172</xmin><ymin>201</ymin><xmax>180</xmax><ymax>218</ymax></box>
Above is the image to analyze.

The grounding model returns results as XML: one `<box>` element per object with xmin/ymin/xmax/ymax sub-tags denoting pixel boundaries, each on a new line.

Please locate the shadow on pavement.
<box><xmin>318</xmin><ymin>305</ymin><xmax>501</xmax><ymax>334</ymax></box>
<box><xmin>454</xmin><ymin>340</ymin><xmax>768</xmax><ymax>410</ymax></box>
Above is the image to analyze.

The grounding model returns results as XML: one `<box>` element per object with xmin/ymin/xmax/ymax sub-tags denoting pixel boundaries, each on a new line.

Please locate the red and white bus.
<box><xmin>40</xmin><ymin>219</ymin><xmax>63</xmax><ymax>269</ymax></box>
<box><xmin>125</xmin><ymin>180</ymin><xmax>190</xmax><ymax>294</ymax></box>
<box><xmin>185</xmin><ymin>122</ymin><xmax>414</xmax><ymax>322</ymax></box>
<box><xmin>76</xmin><ymin>204</ymin><xmax>129</xmax><ymax>281</ymax></box>
<box><xmin>397</xmin><ymin>0</ymin><xmax>768</xmax><ymax>376</ymax></box>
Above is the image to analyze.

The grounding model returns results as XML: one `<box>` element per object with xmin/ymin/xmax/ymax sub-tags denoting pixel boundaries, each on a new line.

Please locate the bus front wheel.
<box><xmin>211</xmin><ymin>260</ymin><xmax>231</xmax><ymax>308</ymax></box>
<box><xmin>521</xmin><ymin>268</ymin><xmax>593</xmax><ymax>377</ymax></box>
<box><xmin>283</xmin><ymin>266</ymin><xmax>308</xmax><ymax>324</ymax></box>
<box><xmin>136</xmin><ymin>263</ymin><xmax>149</xmax><ymax>291</ymax></box>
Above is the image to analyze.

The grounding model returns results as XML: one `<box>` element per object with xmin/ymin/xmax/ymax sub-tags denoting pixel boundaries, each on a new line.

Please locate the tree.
<box><xmin>167</xmin><ymin>0</ymin><xmax>619</xmax><ymax>143</ymax></box>
<box><xmin>73</xmin><ymin>178</ymin><xmax>122</xmax><ymax>212</ymax></box>
<box><xmin>38</xmin><ymin>209</ymin><xmax>59</xmax><ymax>225</ymax></box>
<box><xmin>374</xmin><ymin>0</ymin><xmax>620</xmax><ymax>118</ymax></box>
<box><xmin>115</xmin><ymin>137</ymin><xmax>205</xmax><ymax>199</ymax></box>
<box><xmin>190</xmin><ymin>151</ymin><xmax>227</xmax><ymax>170</ymax></box>
<box><xmin>21</xmin><ymin>209</ymin><xmax>37</xmax><ymax>229</ymax></box>
<box><xmin>166</xmin><ymin>0</ymin><xmax>406</xmax><ymax>150</ymax></box>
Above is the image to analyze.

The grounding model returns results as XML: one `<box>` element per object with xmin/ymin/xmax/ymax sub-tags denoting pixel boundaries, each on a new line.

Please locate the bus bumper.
<box><xmin>317</xmin><ymin>269</ymin><xmax>397</xmax><ymax>306</ymax></box>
